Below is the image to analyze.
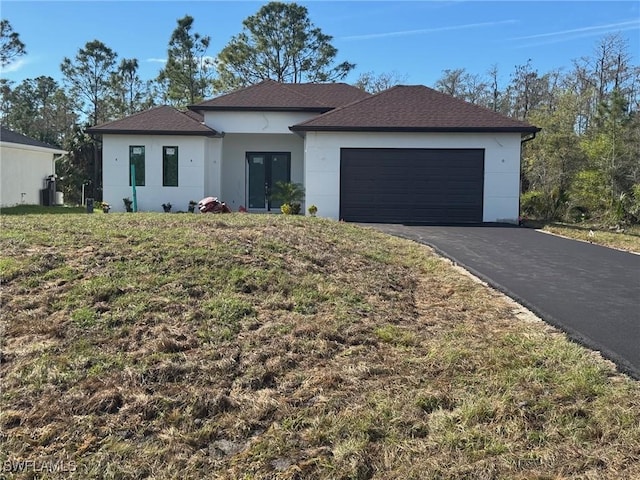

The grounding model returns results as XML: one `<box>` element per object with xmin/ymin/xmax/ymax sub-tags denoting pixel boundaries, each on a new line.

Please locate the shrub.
<box><xmin>280</xmin><ymin>203</ymin><xmax>292</xmax><ymax>215</ymax></box>
<box><xmin>271</xmin><ymin>181</ymin><xmax>305</xmax><ymax>205</ymax></box>
<box><xmin>568</xmin><ymin>170</ymin><xmax>608</xmax><ymax>219</ymax></box>
<box><xmin>272</xmin><ymin>181</ymin><xmax>304</xmax><ymax>215</ymax></box>
<box><xmin>628</xmin><ymin>184</ymin><xmax>640</xmax><ymax>223</ymax></box>
<box><xmin>520</xmin><ymin>191</ymin><xmax>547</xmax><ymax>219</ymax></box>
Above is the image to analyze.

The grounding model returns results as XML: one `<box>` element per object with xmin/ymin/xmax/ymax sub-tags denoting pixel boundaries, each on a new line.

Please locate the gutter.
<box><xmin>85</xmin><ymin>129</ymin><xmax>221</xmax><ymax>137</ymax></box>
<box><xmin>0</xmin><ymin>141</ymin><xmax>67</xmax><ymax>155</ymax></box>
<box><xmin>518</xmin><ymin>129</ymin><xmax>540</xmax><ymax>224</ymax></box>
<box><xmin>289</xmin><ymin>125</ymin><xmax>542</xmax><ymax>134</ymax></box>
<box><xmin>520</xmin><ymin>130</ymin><xmax>538</xmax><ymax>144</ymax></box>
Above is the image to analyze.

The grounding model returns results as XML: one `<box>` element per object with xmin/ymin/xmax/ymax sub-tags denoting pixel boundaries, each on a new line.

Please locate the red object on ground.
<box><xmin>198</xmin><ymin>197</ymin><xmax>231</xmax><ymax>213</ymax></box>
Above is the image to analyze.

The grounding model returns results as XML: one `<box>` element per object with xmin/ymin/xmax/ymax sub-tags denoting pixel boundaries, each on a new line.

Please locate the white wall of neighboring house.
<box><xmin>102</xmin><ymin>134</ymin><xmax>219</xmax><ymax>212</ymax></box>
<box><xmin>0</xmin><ymin>142</ymin><xmax>61</xmax><ymax>207</ymax></box>
<box><xmin>220</xmin><ymin>133</ymin><xmax>305</xmax><ymax>210</ymax></box>
<box><xmin>303</xmin><ymin>131</ymin><xmax>523</xmax><ymax>223</ymax></box>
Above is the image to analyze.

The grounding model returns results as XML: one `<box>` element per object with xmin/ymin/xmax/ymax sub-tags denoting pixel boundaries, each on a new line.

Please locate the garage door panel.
<box><xmin>340</xmin><ymin>148</ymin><xmax>484</xmax><ymax>224</ymax></box>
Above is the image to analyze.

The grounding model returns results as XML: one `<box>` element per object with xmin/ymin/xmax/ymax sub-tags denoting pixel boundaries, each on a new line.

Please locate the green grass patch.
<box><xmin>533</xmin><ymin>221</ymin><xmax>640</xmax><ymax>253</ymax></box>
<box><xmin>0</xmin><ymin>204</ymin><xmax>86</xmax><ymax>215</ymax></box>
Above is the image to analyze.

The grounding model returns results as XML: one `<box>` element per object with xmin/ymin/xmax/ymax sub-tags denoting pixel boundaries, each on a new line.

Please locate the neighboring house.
<box><xmin>0</xmin><ymin>126</ymin><xmax>67</xmax><ymax>208</ymax></box>
<box><xmin>88</xmin><ymin>80</ymin><xmax>539</xmax><ymax>223</ymax></box>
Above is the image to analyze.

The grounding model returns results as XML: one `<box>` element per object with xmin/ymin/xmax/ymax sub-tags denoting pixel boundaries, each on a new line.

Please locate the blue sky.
<box><xmin>1</xmin><ymin>1</ymin><xmax>639</xmax><ymax>90</ymax></box>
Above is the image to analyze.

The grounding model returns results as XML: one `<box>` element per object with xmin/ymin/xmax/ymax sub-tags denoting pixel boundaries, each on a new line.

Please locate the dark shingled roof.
<box><xmin>190</xmin><ymin>79</ymin><xmax>371</xmax><ymax>112</ymax></box>
<box><xmin>0</xmin><ymin>126</ymin><xmax>66</xmax><ymax>151</ymax></box>
<box><xmin>86</xmin><ymin>106</ymin><xmax>218</xmax><ymax>136</ymax></box>
<box><xmin>290</xmin><ymin>85</ymin><xmax>540</xmax><ymax>133</ymax></box>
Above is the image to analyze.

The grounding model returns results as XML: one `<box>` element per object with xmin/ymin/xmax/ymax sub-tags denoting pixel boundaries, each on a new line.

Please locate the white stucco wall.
<box><xmin>303</xmin><ymin>131</ymin><xmax>523</xmax><ymax>223</ymax></box>
<box><xmin>220</xmin><ymin>133</ymin><xmax>304</xmax><ymax>210</ymax></box>
<box><xmin>204</xmin><ymin>137</ymin><xmax>223</xmax><ymax>200</ymax></box>
<box><xmin>0</xmin><ymin>143</ymin><xmax>60</xmax><ymax>207</ymax></box>
<box><xmin>102</xmin><ymin>134</ymin><xmax>219</xmax><ymax>212</ymax></box>
<box><xmin>203</xmin><ymin>111</ymin><xmax>317</xmax><ymax>134</ymax></box>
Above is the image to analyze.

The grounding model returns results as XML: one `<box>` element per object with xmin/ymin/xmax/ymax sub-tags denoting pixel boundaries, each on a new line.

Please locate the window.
<box><xmin>129</xmin><ymin>146</ymin><xmax>145</xmax><ymax>186</ymax></box>
<box><xmin>163</xmin><ymin>146</ymin><xmax>178</xmax><ymax>187</ymax></box>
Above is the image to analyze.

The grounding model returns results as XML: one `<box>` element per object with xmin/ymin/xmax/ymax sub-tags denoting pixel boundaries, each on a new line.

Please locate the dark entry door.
<box><xmin>247</xmin><ymin>153</ymin><xmax>291</xmax><ymax>210</ymax></box>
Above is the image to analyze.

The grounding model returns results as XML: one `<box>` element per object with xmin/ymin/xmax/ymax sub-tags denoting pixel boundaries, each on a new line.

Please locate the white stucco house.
<box><xmin>0</xmin><ymin>126</ymin><xmax>67</xmax><ymax>208</ymax></box>
<box><xmin>88</xmin><ymin>80</ymin><xmax>539</xmax><ymax>223</ymax></box>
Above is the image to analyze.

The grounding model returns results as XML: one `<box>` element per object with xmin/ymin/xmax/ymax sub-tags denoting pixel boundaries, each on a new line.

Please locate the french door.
<box><xmin>247</xmin><ymin>152</ymin><xmax>291</xmax><ymax>210</ymax></box>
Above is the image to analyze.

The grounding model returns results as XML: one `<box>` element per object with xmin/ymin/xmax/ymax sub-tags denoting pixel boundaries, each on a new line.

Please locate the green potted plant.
<box><xmin>271</xmin><ymin>181</ymin><xmax>305</xmax><ymax>215</ymax></box>
<box><xmin>123</xmin><ymin>197</ymin><xmax>133</xmax><ymax>212</ymax></box>
<box><xmin>188</xmin><ymin>200</ymin><xmax>197</xmax><ymax>213</ymax></box>
<box><xmin>162</xmin><ymin>202</ymin><xmax>172</xmax><ymax>213</ymax></box>
<box><xmin>307</xmin><ymin>204</ymin><xmax>318</xmax><ymax>217</ymax></box>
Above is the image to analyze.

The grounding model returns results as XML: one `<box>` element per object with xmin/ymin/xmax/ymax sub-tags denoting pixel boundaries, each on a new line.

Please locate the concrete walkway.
<box><xmin>366</xmin><ymin>224</ymin><xmax>640</xmax><ymax>379</ymax></box>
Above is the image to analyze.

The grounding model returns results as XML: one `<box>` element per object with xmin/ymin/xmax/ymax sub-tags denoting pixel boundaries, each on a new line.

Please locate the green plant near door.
<box><xmin>271</xmin><ymin>181</ymin><xmax>304</xmax><ymax>215</ymax></box>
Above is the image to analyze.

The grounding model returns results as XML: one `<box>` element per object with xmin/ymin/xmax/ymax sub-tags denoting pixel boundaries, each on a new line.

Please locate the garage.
<box><xmin>340</xmin><ymin>148</ymin><xmax>484</xmax><ymax>224</ymax></box>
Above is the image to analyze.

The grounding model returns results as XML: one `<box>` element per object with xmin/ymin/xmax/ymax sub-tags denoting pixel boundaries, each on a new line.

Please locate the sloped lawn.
<box><xmin>1</xmin><ymin>213</ymin><xmax>638</xmax><ymax>479</ymax></box>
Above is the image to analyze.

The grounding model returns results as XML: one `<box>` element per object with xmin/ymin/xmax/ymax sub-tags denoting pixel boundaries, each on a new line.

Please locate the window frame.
<box><xmin>129</xmin><ymin>145</ymin><xmax>145</xmax><ymax>186</ymax></box>
<box><xmin>162</xmin><ymin>146</ymin><xmax>179</xmax><ymax>187</ymax></box>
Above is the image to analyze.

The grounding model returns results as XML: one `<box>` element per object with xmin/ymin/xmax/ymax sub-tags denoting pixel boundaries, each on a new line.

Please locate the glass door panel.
<box><xmin>248</xmin><ymin>155</ymin><xmax>266</xmax><ymax>209</ymax></box>
<box><xmin>247</xmin><ymin>153</ymin><xmax>291</xmax><ymax>211</ymax></box>
<box><xmin>269</xmin><ymin>154</ymin><xmax>291</xmax><ymax>210</ymax></box>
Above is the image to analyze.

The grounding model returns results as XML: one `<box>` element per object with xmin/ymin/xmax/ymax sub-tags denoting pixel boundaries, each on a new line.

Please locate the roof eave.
<box><xmin>85</xmin><ymin>128</ymin><xmax>220</xmax><ymax>137</ymax></box>
<box><xmin>189</xmin><ymin>105</ymin><xmax>332</xmax><ymax>114</ymax></box>
<box><xmin>289</xmin><ymin>125</ymin><xmax>542</xmax><ymax>133</ymax></box>
<box><xmin>0</xmin><ymin>141</ymin><xmax>68</xmax><ymax>155</ymax></box>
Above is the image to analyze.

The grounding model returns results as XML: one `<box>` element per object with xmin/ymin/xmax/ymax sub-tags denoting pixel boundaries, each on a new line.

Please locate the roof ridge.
<box><xmin>189</xmin><ymin>79</ymin><xmax>278</xmax><ymax>109</ymax></box>
<box><xmin>415</xmin><ymin>85</ymin><xmax>534</xmax><ymax>126</ymax></box>
<box><xmin>90</xmin><ymin>105</ymin><xmax>170</xmax><ymax>129</ymax></box>
<box><xmin>290</xmin><ymin>84</ymin><xmax>539</xmax><ymax>132</ymax></box>
<box><xmin>86</xmin><ymin>105</ymin><xmax>219</xmax><ymax>135</ymax></box>
<box><xmin>292</xmin><ymin>85</ymin><xmax>384</xmax><ymax>127</ymax></box>
<box><xmin>277</xmin><ymin>82</ymin><xmax>327</xmax><ymax>108</ymax></box>
<box><xmin>0</xmin><ymin>125</ymin><xmax>65</xmax><ymax>150</ymax></box>
<box><xmin>176</xmin><ymin>108</ymin><xmax>206</xmax><ymax>125</ymax></box>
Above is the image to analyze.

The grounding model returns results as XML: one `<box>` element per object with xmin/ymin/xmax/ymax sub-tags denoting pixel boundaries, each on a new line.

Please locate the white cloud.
<box><xmin>511</xmin><ymin>19</ymin><xmax>640</xmax><ymax>45</ymax></box>
<box><xmin>341</xmin><ymin>20</ymin><xmax>518</xmax><ymax>41</ymax></box>
<box><xmin>146</xmin><ymin>56</ymin><xmax>217</xmax><ymax>66</ymax></box>
<box><xmin>0</xmin><ymin>58</ymin><xmax>28</xmax><ymax>74</ymax></box>
<box><xmin>200</xmin><ymin>56</ymin><xmax>217</xmax><ymax>66</ymax></box>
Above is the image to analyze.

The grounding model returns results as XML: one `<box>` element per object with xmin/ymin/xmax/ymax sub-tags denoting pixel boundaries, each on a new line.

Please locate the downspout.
<box><xmin>52</xmin><ymin>152</ymin><xmax>69</xmax><ymax>177</ymax></box>
<box><xmin>520</xmin><ymin>131</ymin><xmax>537</xmax><ymax>145</ymax></box>
<box><xmin>518</xmin><ymin>131</ymin><xmax>539</xmax><ymax>225</ymax></box>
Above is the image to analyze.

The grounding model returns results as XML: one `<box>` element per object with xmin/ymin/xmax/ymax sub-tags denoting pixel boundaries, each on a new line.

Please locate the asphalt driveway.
<box><xmin>366</xmin><ymin>224</ymin><xmax>640</xmax><ymax>379</ymax></box>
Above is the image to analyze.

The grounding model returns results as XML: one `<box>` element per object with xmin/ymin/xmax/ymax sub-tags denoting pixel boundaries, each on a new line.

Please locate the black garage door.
<box><xmin>340</xmin><ymin>148</ymin><xmax>484</xmax><ymax>224</ymax></box>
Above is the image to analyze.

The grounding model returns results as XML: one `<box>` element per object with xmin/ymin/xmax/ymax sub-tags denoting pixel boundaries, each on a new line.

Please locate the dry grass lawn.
<box><xmin>538</xmin><ymin>222</ymin><xmax>640</xmax><ymax>254</ymax></box>
<box><xmin>1</xmin><ymin>213</ymin><xmax>639</xmax><ymax>479</ymax></box>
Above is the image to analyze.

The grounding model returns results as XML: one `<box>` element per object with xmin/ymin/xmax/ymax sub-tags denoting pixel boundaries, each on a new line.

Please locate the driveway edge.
<box><xmin>383</xmin><ymin>229</ymin><xmax>639</xmax><ymax>381</ymax></box>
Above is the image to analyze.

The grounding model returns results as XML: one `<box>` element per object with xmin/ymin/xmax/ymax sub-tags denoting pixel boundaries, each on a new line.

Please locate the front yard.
<box><xmin>1</xmin><ymin>213</ymin><xmax>639</xmax><ymax>479</ymax></box>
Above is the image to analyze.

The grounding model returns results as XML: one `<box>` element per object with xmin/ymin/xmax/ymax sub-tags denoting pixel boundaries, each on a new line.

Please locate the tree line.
<box><xmin>1</xmin><ymin>2</ymin><xmax>638</xmax><ymax>224</ymax></box>
<box><xmin>432</xmin><ymin>35</ymin><xmax>640</xmax><ymax>225</ymax></box>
